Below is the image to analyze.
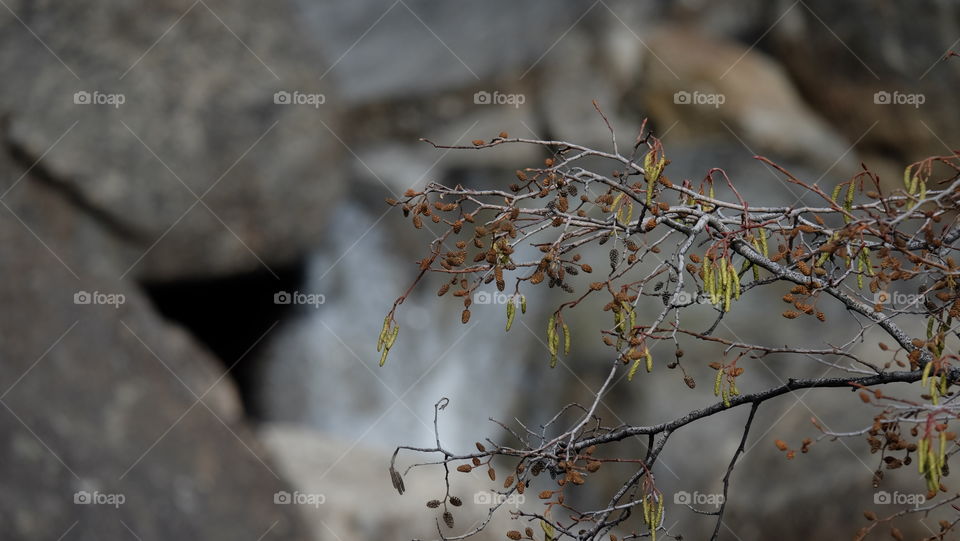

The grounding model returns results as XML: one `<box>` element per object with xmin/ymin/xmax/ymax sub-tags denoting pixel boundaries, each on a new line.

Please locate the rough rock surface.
<box><xmin>636</xmin><ymin>26</ymin><xmax>857</xmax><ymax>175</ymax></box>
<box><xmin>0</xmin><ymin>0</ymin><xmax>345</xmax><ymax>280</ymax></box>
<box><xmin>0</xmin><ymin>151</ymin><xmax>310</xmax><ymax>540</ymax></box>
<box><xmin>768</xmin><ymin>0</ymin><xmax>960</xmax><ymax>162</ymax></box>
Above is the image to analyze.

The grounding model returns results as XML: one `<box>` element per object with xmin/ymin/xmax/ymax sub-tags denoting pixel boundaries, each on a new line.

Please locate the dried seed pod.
<box><xmin>443</xmin><ymin>511</ymin><xmax>455</xmax><ymax>528</ymax></box>
<box><xmin>449</xmin><ymin>496</ymin><xmax>462</xmax><ymax>506</ymax></box>
<box><xmin>609</xmin><ymin>249</ymin><xmax>620</xmax><ymax>269</ymax></box>
<box><xmin>427</xmin><ymin>500</ymin><xmax>441</xmax><ymax>508</ymax></box>
<box><xmin>389</xmin><ymin>465</ymin><xmax>406</xmax><ymax>494</ymax></box>
<box><xmin>457</xmin><ymin>464</ymin><xmax>473</xmax><ymax>473</ymax></box>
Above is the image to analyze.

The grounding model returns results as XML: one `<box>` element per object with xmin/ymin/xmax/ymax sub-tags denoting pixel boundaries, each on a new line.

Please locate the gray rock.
<box><xmin>0</xmin><ymin>0</ymin><xmax>345</xmax><ymax>280</ymax></box>
<box><xmin>293</xmin><ymin>0</ymin><xmax>584</xmax><ymax>103</ymax></box>
<box><xmin>0</xmin><ymin>153</ymin><xmax>310</xmax><ymax>539</ymax></box>
<box><xmin>768</xmin><ymin>0</ymin><xmax>960</xmax><ymax>164</ymax></box>
<box><xmin>633</xmin><ymin>25</ymin><xmax>858</xmax><ymax>177</ymax></box>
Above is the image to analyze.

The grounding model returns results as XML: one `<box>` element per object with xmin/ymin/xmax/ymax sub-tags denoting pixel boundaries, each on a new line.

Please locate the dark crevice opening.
<box><xmin>140</xmin><ymin>260</ymin><xmax>307</xmax><ymax>419</ymax></box>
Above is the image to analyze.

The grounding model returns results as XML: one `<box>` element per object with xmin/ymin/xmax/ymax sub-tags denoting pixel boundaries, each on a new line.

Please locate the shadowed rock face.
<box><xmin>0</xmin><ymin>0</ymin><xmax>345</xmax><ymax>281</ymax></box>
<box><xmin>0</xmin><ymin>151</ymin><xmax>311</xmax><ymax>540</ymax></box>
<box><xmin>636</xmin><ymin>25</ymin><xmax>857</xmax><ymax>176</ymax></box>
<box><xmin>0</xmin><ymin>0</ymin><xmax>348</xmax><ymax>538</ymax></box>
<box><xmin>767</xmin><ymin>0</ymin><xmax>960</xmax><ymax>163</ymax></box>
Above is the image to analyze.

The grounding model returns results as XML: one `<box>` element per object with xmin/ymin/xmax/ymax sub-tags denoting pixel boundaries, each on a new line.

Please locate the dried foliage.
<box><xmin>380</xmin><ymin>105</ymin><xmax>960</xmax><ymax>540</ymax></box>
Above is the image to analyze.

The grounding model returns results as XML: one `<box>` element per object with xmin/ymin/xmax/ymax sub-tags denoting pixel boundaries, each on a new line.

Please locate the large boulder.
<box><xmin>0</xmin><ymin>0</ymin><xmax>344</xmax><ymax>280</ymax></box>
<box><xmin>633</xmin><ymin>25</ymin><xmax>858</xmax><ymax>175</ymax></box>
<box><xmin>295</xmin><ymin>0</ymin><xmax>584</xmax><ymax>104</ymax></box>
<box><xmin>0</xmin><ymin>138</ymin><xmax>310</xmax><ymax>538</ymax></box>
<box><xmin>768</xmin><ymin>0</ymin><xmax>960</xmax><ymax>162</ymax></box>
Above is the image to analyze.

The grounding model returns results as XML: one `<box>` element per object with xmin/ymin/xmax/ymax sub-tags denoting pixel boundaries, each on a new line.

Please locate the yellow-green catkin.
<box><xmin>377</xmin><ymin>316</ymin><xmax>399</xmax><ymax>366</ymax></box>
<box><xmin>643</xmin><ymin>151</ymin><xmax>665</xmax><ymax>206</ymax></box>
<box><xmin>628</xmin><ymin>355</ymin><xmax>642</xmax><ymax>381</ymax></box>
<box><xmin>377</xmin><ymin>316</ymin><xmax>390</xmax><ymax>352</ymax></box>
<box><xmin>547</xmin><ymin>315</ymin><xmax>558</xmax><ymax>367</ymax></box>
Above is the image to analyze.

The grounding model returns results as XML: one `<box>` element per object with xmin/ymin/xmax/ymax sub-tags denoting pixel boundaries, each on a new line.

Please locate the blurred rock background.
<box><xmin>0</xmin><ymin>0</ymin><xmax>957</xmax><ymax>539</ymax></box>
